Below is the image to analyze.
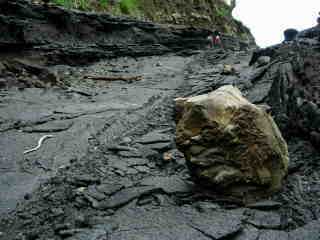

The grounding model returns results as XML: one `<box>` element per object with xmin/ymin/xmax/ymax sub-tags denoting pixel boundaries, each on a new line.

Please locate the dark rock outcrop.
<box><xmin>246</xmin><ymin>27</ymin><xmax>320</xmax><ymax>149</ymax></box>
<box><xmin>283</xmin><ymin>28</ymin><xmax>299</xmax><ymax>42</ymax></box>
<box><xmin>0</xmin><ymin>0</ymin><xmax>251</xmax><ymax>67</ymax></box>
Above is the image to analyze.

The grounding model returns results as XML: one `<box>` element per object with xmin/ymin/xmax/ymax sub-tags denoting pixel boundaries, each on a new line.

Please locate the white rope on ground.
<box><xmin>23</xmin><ymin>135</ymin><xmax>54</xmax><ymax>155</ymax></box>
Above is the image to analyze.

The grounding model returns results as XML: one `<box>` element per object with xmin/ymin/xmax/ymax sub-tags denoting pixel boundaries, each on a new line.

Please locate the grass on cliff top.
<box><xmin>51</xmin><ymin>0</ymin><xmax>139</xmax><ymax>14</ymax></box>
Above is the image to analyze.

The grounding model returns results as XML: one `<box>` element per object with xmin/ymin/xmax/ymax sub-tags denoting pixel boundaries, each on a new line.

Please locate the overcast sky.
<box><xmin>233</xmin><ymin>0</ymin><xmax>320</xmax><ymax>47</ymax></box>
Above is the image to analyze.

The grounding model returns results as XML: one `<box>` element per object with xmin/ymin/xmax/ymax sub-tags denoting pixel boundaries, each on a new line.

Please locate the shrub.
<box><xmin>215</xmin><ymin>5</ymin><xmax>229</xmax><ymax>17</ymax></box>
<box><xmin>119</xmin><ymin>0</ymin><xmax>138</xmax><ymax>15</ymax></box>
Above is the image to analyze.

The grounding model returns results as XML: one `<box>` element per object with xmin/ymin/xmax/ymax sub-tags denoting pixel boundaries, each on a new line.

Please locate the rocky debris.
<box><xmin>135</xmin><ymin>130</ymin><xmax>173</xmax><ymax>151</ymax></box>
<box><xmin>288</xmin><ymin>220</ymin><xmax>320</xmax><ymax>240</ymax></box>
<box><xmin>189</xmin><ymin>210</ymin><xmax>243</xmax><ymax>239</ymax></box>
<box><xmin>246</xmin><ymin>210</ymin><xmax>282</xmax><ymax>229</ymax></box>
<box><xmin>69</xmin><ymin>174</ymin><xmax>101</xmax><ymax>187</ymax></box>
<box><xmin>246</xmin><ymin>200</ymin><xmax>282</xmax><ymax>210</ymax></box>
<box><xmin>256</xmin><ymin>56</ymin><xmax>271</xmax><ymax>67</ymax></box>
<box><xmin>22</xmin><ymin>120</ymin><xmax>73</xmax><ymax>133</ymax></box>
<box><xmin>140</xmin><ymin>175</ymin><xmax>193</xmax><ymax>194</ymax></box>
<box><xmin>249</xmin><ymin>47</ymin><xmax>277</xmax><ymax>66</ymax></box>
<box><xmin>94</xmin><ymin>186</ymin><xmax>161</xmax><ymax>209</ymax></box>
<box><xmin>258</xmin><ymin>230</ymin><xmax>288</xmax><ymax>240</ymax></box>
<box><xmin>222</xmin><ymin>64</ymin><xmax>236</xmax><ymax>75</ymax></box>
<box><xmin>233</xmin><ymin>226</ymin><xmax>259</xmax><ymax>240</ymax></box>
<box><xmin>244</xmin><ymin>27</ymin><xmax>320</xmax><ymax>149</ymax></box>
<box><xmin>109</xmin><ymin>206</ymin><xmax>244</xmax><ymax>240</ymax></box>
<box><xmin>0</xmin><ymin>0</ymin><xmax>248</xmax><ymax>71</ymax></box>
<box><xmin>0</xmin><ymin>2</ymin><xmax>320</xmax><ymax>239</ymax></box>
<box><xmin>136</xmin><ymin>131</ymin><xmax>171</xmax><ymax>144</ymax></box>
<box><xmin>0</xmin><ymin>59</ymin><xmax>62</xmax><ymax>89</ymax></box>
<box><xmin>176</xmin><ymin>85</ymin><xmax>289</xmax><ymax>201</ymax></box>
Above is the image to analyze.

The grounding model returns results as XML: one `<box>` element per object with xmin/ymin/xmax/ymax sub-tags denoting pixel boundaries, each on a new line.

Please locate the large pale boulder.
<box><xmin>175</xmin><ymin>85</ymin><xmax>289</xmax><ymax>201</ymax></box>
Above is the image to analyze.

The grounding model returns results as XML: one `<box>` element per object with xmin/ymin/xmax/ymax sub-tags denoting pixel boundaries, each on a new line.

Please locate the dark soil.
<box><xmin>0</xmin><ymin>1</ymin><xmax>320</xmax><ymax>240</ymax></box>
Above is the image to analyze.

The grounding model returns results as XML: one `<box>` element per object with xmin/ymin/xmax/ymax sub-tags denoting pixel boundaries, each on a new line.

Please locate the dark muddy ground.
<box><xmin>1</xmin><ymin>1</ymin><xmax>320</xmax><ymax>240</ymax></box>
<box><xmin>1</xmin><ymin>48</ymin><xmax>320</xmax><ymax>240</ymax></box>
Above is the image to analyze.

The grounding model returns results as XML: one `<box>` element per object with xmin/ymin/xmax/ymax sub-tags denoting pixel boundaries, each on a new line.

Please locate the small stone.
<box><xmin>76</xmin><ymin>187</ymin><xmax>87</xmax><ymax>194</ymax></box>
<box><xmin>163</xmin><ymin>152</ymin><xmax>173</xmax><ymax>162</ymax></box>
<box><xmin>222</xmin><ymin>64</ymin><xmax>235</xmax><ymax>75</ymax></box>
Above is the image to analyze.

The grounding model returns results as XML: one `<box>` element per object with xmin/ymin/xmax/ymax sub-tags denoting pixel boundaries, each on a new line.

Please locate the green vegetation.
<box><xmin>52</xmin><ymin>0</ymin><xmax>90</xmax><ymax>10</ymax></box>
<box><xmin>50</xmin><ymin>0</ymin><xmax>139</xmax><ymax>14</ymax></box>
<box><xmin>119</xmin><ymin>0</ymin><xmax>138</xmax><ymax>15</ymax></box>
<box><xmin>215</xmin><ymin>5</ymin><xmax>230</xmax><ymax>17</ymax></box>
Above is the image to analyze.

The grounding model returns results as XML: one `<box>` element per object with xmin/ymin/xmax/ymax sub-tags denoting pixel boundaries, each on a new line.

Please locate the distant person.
<box><xmin>213</xmin><ymin>30</ymin><xmax>222</xmax><ymax>48</ymax></box>
<box><xmin>207</xmin><ymin>30</ymin><xmax>223</xmax><ymax>49</ymax></box>
<box><xmin>283</xmin><ymin>28</ymin><xmax>299</xmax><ymax>43</ymax></box>
<box><xmin>207</xmin><ymin>34</ymin><xmax>214</xmax><ymax>48</ymax></box>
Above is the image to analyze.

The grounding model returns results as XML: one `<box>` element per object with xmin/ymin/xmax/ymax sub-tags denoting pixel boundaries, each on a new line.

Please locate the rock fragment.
<box><xmin>175</xmin><ymin>85</ymin><xmax>289</xmax><ymax>201</ymax></box>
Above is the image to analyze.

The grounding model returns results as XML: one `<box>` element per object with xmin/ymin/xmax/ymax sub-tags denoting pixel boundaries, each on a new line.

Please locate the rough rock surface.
<box><xmin>0</xmin><ymin>1</ymin><xmax>320</xmax><ymax>240</ymax></box>
<box><xmin>137</xmin><ymin>0</ymin><xmax>252</xmax><ymax>39</ymax></box>
<box><xmin>175</xmin><ymin>85</ymin><xmax>289</xmax><ymax>201</ymax></box>
<box><xmin>0</xmin><ymin>0</ymin><xmax>252</xmax><ymax>89</ymax></box>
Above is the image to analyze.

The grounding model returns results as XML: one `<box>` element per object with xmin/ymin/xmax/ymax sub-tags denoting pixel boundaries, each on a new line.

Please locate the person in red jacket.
<box><xmin>207</xmin><ymin>30</ymin><xmax>223</xmax><ymax>49</ymax></box>
<box><xmin>213</xmin><ymin>30</ymin><xmax>222</xmax><ymax>46</ymax></box>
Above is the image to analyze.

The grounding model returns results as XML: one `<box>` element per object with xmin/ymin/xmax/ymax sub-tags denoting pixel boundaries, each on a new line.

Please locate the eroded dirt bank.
<box><xmin>1</xmin><ymin>1</ymin><xmax>320</xmax><ymax>240</ymax></box>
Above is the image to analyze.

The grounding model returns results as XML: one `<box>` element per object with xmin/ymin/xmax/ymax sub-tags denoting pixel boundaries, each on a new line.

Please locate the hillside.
<box><xmin>45</xmin><ymin>0</ymin><xmax>253</xmax><ymax>42</ymax></box>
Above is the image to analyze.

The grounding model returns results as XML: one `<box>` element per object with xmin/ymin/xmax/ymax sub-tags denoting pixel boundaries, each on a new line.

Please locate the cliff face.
<box><xmin>137</xmin><ymin>0</ymin><xmax>252</xmax><ymax>41</ymax></box>
<box><xmin>44</xmin><ymin>0</ymin><xmax>253</xmax><ymax>43</ymax></box>
<box><xmin>0</xmin><ymin>0</ymin><xmax>253</xmax><ymax>67</ymax></box>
